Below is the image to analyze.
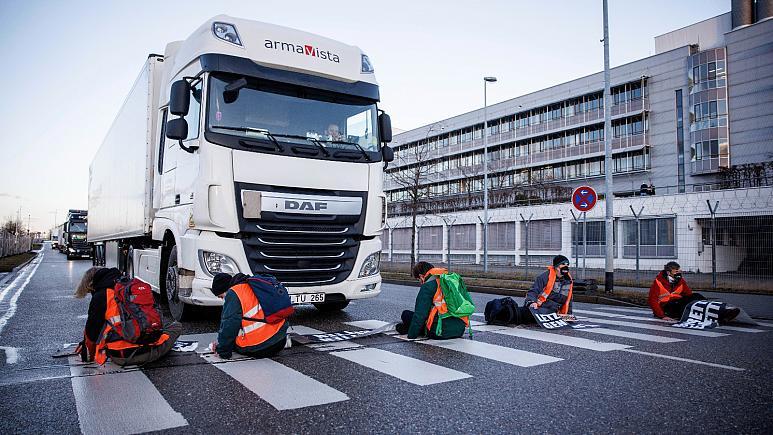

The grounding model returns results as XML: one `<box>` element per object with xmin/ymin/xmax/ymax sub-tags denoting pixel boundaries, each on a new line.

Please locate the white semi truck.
<box><xmin>88</xmin><ymin>16</ymin><xmax>394</xmax><ymax>320</ymax></box>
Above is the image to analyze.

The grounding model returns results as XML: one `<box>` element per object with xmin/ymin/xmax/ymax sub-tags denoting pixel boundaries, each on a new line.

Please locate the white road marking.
<box><xmin>345</xmin><ymin>320</ymin><xmax>562</xmax><ymax>368</ymax></box>
<box><xmin>596</xmin><ymin>307</ymin><xmax>652</xmax><ymax>314</ymax></box>
<box><xmin>577</xmin><ymin>317</ymin><xmax>729</xmax><ymax>337</ymax></box>
<box><xmin>207</xmin><ymin>356</ymin><xmax>350</xmax><ymax>409</ymax></box>
<box><xmin>296</xmin><ymin>325</ymin><xmax>471</xmax><ymax>385</ymax></box>
<box><xmin>0</xmin><ymin>254</ymin><xmax>43</xmax><ymax>336</ymax></box>
<box><xmin>574</xmin><ymin>309</ymin><xmax>766</xmax><ymax>333</ymax></box>
<box><xmin>575</xmin><ymin>328</ymin><xmax>685</xmax><ymax>343</ymax></box>
<box><xmin>69</xmin><ymin>357</ymin><xmax>188</xmax><ymax>434</ymax></box>
<box><xmin>470</xmin><ymin>320</ymin><xmax>630</xmax><ymax>351</ymax></box>
<box><xmin>619</xmin><ymin>349</ymin><xmax>745</xmax><ymax>371</ymax></box>
<box><xmin>0</xmin><ymin>346</ymin><xmax>19</xmax><ymax>364</ymax></box>
<box><xmin>755</xmin><ymin>321</ymin><xmax>773</xmax><ymax>328</ymax></box>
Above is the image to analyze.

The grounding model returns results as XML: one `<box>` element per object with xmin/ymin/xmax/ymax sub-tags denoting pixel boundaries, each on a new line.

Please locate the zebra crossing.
<box><xmin>64</xmin><ymin>304</ymin><xmax>770</xmax><ymax>434</ymax></box>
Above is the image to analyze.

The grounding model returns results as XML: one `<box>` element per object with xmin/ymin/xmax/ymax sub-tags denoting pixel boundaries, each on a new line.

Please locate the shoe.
<box><xmin>720</xmin><ymin>306</ymin><xmax>741</xmax><ymax>323</ymax></box>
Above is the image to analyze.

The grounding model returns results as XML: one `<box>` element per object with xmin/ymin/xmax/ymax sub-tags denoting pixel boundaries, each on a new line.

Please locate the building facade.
<box><xmin>384</xmin><ymin>2</ymin><xmax>773</xmax><ymax>277</ymax></box>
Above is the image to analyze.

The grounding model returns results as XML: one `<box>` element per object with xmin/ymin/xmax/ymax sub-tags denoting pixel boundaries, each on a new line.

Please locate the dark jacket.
<box><xmin>83</xmin><ymin>268</ymin><xmax>121</xmax><ymax>358</ymax></box>
<box><xmin>526</xmin><ymin>269</ymin><xmax>573</xmax><ymax>314</ymax></box>
<box><xmin>406</xmin><ymin>275</ymin><xmax>466</xmax><ymax>340</ymax></box>
<box><xmin>216</xmin><ymin>278</ymin><xmax>288</xmax><ymax>359</ymax></box>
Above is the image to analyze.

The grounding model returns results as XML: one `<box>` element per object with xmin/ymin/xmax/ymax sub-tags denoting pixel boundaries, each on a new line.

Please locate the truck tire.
<box><xmin>313</xmin><ymin>300</ymin><xmax>350</xmax><ymax>312</ymax></box>
<box><xmin>165</xmin><ymin>245</ymin><xmax>191</xmax><ymax>321</ymax></box>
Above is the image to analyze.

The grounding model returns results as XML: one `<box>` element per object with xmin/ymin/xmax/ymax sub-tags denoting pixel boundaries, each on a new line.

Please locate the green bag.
<box><xmin>434</xmin><ymin>273</ymin><xmax>476</xmax><ymax>337</ymax></box>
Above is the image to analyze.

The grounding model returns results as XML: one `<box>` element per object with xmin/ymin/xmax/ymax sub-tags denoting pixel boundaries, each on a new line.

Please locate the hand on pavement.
<box><xmin>529</xmin><ymin>303</ymin><xmax>538</xmax><ymax>310</ymax></box>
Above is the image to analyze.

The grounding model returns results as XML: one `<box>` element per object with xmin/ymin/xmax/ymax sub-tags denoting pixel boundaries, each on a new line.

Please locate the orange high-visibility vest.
<box><xmin>95</xmin><ymin>288</ymin><xmax>169</xmax><ymax>365</ymax></box>
<box><xmin>652</xmin><ymin>273</ymin><xmax>687</xmax><ymax>305</ymax></box>
<box><xmin>231</xmin><ymin>283</ymin><xmax>286</xmax><ymax>348</ymax></box>
<box><xmin>535</xmin><ymin>266</ymin><xmax>573</xmax><ymax>315</ymax></box>
<box><xmin>423</xmin><ymin>268</ymin><xmax>470</xmax><ymax>333</ymax></box>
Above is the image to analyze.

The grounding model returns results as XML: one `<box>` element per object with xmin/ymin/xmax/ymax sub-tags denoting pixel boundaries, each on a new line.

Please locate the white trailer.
<box><xmin>88</xmin><ymin>16</ymin><xmax>394</xmax><ymax>320</ymax></box>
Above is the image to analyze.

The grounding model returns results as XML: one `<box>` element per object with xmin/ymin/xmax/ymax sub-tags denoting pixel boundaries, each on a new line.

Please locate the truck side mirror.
<box><xmin>169</xmin><ymin>80</ymin><xmax>191</xmax><ymax>116</ymax></box>
<box><xmin>378</xmin><ymin>112</ymin><xmax>393</xmax><ymax>143</ymax></box>
<box><xmin>166</xmin><ymin>118</ymin><xmax>188</xmax><ymax>140</ymax></box>
<box><xmin>382</xmin><ymin>145</ymin><xmax>394</xmax><ymax>163</ymax></box>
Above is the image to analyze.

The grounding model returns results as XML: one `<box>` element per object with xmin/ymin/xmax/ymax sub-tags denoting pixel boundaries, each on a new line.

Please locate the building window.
<box><xmin>488</xmin><ymin>222</ymin><xmax>516</xmax><ymax>250</ymax></box>
<box><xmin>571</xmin><ymin>220</ymin><xmax>617</xmax><ymax>257</ymax></box>
<box><xmin>622</xmin><ymin>217</ymin><xmax>676</xmax><ymax>258</ymax></box>
<box><xmin>391</xmin><ymin>228</ymin><xmax>413</xmax><ymax>250</ymax></box>
<box><xmin>520</xmin><ymin>219</ymin><xmax>562</xmax><ymax>251</ymax></box>
<box><xmin>450</xmin><ymin>224</ymin><xmax>476</xmax><ymax>250</ymax></box>
<box><xmin>419</xmin><ymin>226</ymin><xmax>443</xmax><ymax>250</ymax></box>
<box><xmin>676</xmin><ymin>89</ymin><xmax>686</xmax><ymax>192</ymax></box>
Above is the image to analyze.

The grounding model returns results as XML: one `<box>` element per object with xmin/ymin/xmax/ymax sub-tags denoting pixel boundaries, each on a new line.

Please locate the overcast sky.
<box><xmin>0</xmin><ymin>0</ymin><xmax>728</xmax><ymax>232</ymax></box>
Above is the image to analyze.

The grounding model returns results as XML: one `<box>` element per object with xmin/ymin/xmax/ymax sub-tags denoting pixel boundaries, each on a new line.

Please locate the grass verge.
<box><xmin>0</xmin><ymin>252</ymin><xmax>36</xmax><ymax>273</ymax></box>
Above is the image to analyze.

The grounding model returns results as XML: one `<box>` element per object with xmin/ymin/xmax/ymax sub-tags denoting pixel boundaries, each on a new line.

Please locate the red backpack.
<box><xmin>111</xmin><ymin>277</ymin><xmax>164</xmax><ymax>344</ymax></box>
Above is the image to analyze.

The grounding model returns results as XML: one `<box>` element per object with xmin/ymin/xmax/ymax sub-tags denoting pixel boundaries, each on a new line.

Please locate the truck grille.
<box><xmin>236</xmin><ymin>184</ymin><xmax>367</xmax><ymax>287</ymax></box>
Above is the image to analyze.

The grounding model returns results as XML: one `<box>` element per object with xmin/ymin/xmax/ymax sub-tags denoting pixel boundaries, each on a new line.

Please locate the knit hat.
<box><xmin>553</xmin><ymin>255</ymin><xmax>570</xmax><ymax>267</ymax></box>
<box><xmin>211</xmin><ymin>273</ymin><xmax>233</xmax><ymax>296</ymax></box>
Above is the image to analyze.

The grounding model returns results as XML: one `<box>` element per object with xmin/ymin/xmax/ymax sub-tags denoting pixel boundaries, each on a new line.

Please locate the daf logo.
<box><xmin>285</xmin><ymin>200</ymin><xmax>328</xmax><ymax>211</ymax></box>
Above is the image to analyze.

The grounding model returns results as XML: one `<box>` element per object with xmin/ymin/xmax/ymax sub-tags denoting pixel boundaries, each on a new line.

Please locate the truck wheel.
<box><xmin>313</xmin><ymin>300</ymin><xmax>350</xmax><ymax>312</ymax></box>
<box><xmin>165</xmin><ymin>245</ymin><xmax>191</xmax><ymax>321</ymax></box>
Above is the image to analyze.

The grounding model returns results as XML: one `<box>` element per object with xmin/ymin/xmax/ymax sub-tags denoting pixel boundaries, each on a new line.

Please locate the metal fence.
<box><xmin>0</xmin><ymin>231</ymin><xmax>33</xmax><ymax>258</ymax></box>
<box><xmin>382</xmin><ymin>185</ymin><xmax>773</xmax><ymax>293</ymax></box>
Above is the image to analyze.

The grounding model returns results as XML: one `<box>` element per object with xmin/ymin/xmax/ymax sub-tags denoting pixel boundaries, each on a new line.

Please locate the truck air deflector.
<box><xmin>199</xmin><ymin>53</ymin><xmax>380</xmax><ymax>101</ymax></box>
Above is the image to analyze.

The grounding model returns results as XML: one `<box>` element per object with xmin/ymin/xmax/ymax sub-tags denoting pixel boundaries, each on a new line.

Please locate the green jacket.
<box><xmin>407</xmin><ymin>275</ymin><xmax>466</xmax><ymax>340</ymax></box>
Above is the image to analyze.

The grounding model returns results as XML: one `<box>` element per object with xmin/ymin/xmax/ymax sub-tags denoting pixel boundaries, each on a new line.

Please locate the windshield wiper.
<box><xmin>210</xmin><ymin>125</ymin><xmax>284</xmax><ymax>152</ymax></box>
<box><xmin>269</xmin><ymin>133</ymin><xmax>330</xmax><ymax>157</ymax></box>
<box><xmin>322</xmin><ymin>140</ymin><xmax>372</xmax><ymax>162</ymax></box>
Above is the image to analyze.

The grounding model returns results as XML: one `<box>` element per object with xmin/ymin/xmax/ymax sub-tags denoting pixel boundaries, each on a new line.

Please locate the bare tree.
<box><xmin>3</xmin><ymin>215</ymin><xmax>24</xmax><ymax>235</ymax></box>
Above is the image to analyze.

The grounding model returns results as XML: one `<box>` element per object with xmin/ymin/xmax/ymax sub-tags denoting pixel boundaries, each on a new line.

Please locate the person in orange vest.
<box><xmin>512</xmin><ymin>254</ymin><xmax>575</xmax><ymax>324</ymax></box>
<box><xmin>648</xmin><ymin>261</ymin><xmax>740</xmax><ymax>321</ymax></box>
<box><xmin>394</xmin><ymin>261</ymin><xmax>467</xmax><ymax>339</ymax></box>
<box><xmin>74</xmin><ymin>267</ymin><xmax>181</xmax><ymax>365</ymax></box>
<box><xmin>209</xmin><ymin>273</ymin><xmax>288</xmax><ymax>359</ymax></box>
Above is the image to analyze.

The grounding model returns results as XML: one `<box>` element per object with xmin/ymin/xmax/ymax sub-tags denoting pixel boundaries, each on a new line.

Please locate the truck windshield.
<box><xmin>69</xmin><ymin>222</ymin><xmax>87</xmax><ymax>232</ymax></box>
<box><xmin>207</xmin><ymin>74</ymin><xmax>380</xmax><ymax>155</ymax></box>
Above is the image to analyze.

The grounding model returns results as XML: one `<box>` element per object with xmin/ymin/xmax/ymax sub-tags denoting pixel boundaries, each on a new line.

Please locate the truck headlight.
<box><xmin>212</xmin><ymin>22</ymin><xmax>242</xmax><ymax>46</ymax></box>
<box><xmin>200</xmin><ymin>251</ymin><xmax>240</xmax><ymax>276</ymax></box>
<box><xmin>359</xmin><ymin>251</ymin><xmax>381</xmax><ymax>277</ymax></box>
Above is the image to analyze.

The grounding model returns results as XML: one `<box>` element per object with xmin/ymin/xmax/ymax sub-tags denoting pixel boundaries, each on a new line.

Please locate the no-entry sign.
<box><xmin>572</xmin><ymin>185</ymin><xmax>597</xmax><ymax>212</ymax></box>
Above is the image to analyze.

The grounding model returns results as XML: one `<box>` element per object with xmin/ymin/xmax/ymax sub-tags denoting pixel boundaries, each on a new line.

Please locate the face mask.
<box><xmin>673</xmin><ymin>273</ymin><xmax>682</xmax><ymax>281</ymax></box>
<box><xmin>559</xmin><ymin>266</ymin><xmax>569</xmax><ymax>275</ymax></box>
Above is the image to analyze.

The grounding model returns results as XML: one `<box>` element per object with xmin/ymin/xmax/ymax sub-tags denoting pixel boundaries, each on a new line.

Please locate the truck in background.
<box><xmin>88</xmin><ymin>16</ymin><xmax>394</xmax><ymax>320</ymax></box>
<box><xmin>60</xmin><ymin>209</ymin><xmax>89</xmax><ymax>259</ymax></box>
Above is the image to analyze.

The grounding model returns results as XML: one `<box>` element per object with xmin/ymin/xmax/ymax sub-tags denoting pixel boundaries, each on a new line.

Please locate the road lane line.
<box><xmin>575</xmin><ymin>328</ymin><xmax>685</xmax><ymax>343</ymax></box>
<box><xmin>0</xmin><ymin>346</ymin><xmax>19</xmax><ymax>363</ymax></box>
<box><xmin>295</xmin><ymin>325</ymin><xmax>471</xmax><ymax>385</ymax></box>
<box><xmin>595</xmin><ymin>307</ymin><xmax>652</xmax><ymax>314</ymax></box>
<box><xmin>577</xmin><ymin>317</ymin><xmax>729</xmax><ymax>337</ymax></box>
<box><xmin>471</xmin><ymin>322</ymin><xmax>631</xmax><ymax>351</ymax></box>
<box><xmin>619</xmin><ymin>349</ymin><xmax>745</xmax><ymax>371</ymax></box>
<box><xmin>69</xmin><ymin>358</ymin><xmax>188</xmax><ymax>434</ymax></box>
<box><xmin>207</xmin><ymin>356</ymin><xmax>350</xmax><ymax>410</ymax></box>
<box><xmin>0</xmin><ymin>253</ymin><xmax>43</xmax><ymax>336</ymax></box>
<box><xmin>574</xmin><ymin>309</ymin><xmax>766</xmax><ymax>333</ymax></box>
<box><xmin>344</xmin><ymin>320</ymin><xmax>563</xmax><ymax>368</ymax></box>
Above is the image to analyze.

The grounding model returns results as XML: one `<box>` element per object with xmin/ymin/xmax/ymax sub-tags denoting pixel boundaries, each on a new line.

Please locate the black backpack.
<box><xmin>484</xmin><ymin>297</ymin><xmax>520</xmax><ymax>325</ymax></box>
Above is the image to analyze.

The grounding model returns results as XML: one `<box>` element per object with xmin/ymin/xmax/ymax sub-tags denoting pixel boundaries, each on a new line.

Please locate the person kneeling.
<box><xmin>75</xmin><ymin>267</ymin><xmax>181</xmax><ymax>366</ymax></box>
<box><xmin>210</xmin><ymin>273</ymin><xmax>289</xmax><ymax>359</ymax></box>
<box><xmin>395</xmin><ymin>261</ymin><xmax>467</xmax><ymax>340</ymax></box>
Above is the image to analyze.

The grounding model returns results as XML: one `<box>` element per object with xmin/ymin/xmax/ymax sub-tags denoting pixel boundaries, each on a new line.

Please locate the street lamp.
<box><xmin>483</xmin><ymin>76</ymin><xmax>497</xmax><ymax>273</ymax></box>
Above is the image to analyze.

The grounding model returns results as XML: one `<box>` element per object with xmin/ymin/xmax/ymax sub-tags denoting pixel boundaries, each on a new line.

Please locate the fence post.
<box><xmin>520</xmin><ymin>213</ymin><xmax>533</xmax><ymax>280</ymax></box>
<box><xmin>571</xmin><ymin>210</ymin><xmax>580</xmax><ymax>272</ymax></box>
<box><xmin>707</xmin><ymin>200</ymin><xmax>719</xmax><ymax>289</ymax></box>
<box><xmin>630</xmin><ymin>205</ymin><xmax>644</xmax><ymax>285</ymax></box>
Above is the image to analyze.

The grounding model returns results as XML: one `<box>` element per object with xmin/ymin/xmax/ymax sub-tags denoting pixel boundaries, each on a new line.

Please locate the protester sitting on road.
<box><xmin>209</xmin><ymin>272</ymin><xmax>289</xmax><ymax>359</ymax></box>
<box><xmin>648</xmin><ymin>261</ymin><xmax>740</xmax><ymax>322</ymax></box>
<box><xmin>75</xmin><ymin>267</ymin><xmax>181</xmax><ymax>365</ymax></box>
<box><xmin>501</xmin><ymin>255</ymin><xmax>575</xmax><ymax>325</ymax></box>
<box><xmin>395</xmin><ymin>261</ymin><xmax>467</xmax><ymax>340</ymax></box>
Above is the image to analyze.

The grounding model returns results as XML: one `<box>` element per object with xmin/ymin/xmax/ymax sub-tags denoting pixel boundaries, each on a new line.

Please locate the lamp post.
<box><xmin>483</xmin><ymin>76</ymin><xmax>497</xmax><ymax>273</ymax></box>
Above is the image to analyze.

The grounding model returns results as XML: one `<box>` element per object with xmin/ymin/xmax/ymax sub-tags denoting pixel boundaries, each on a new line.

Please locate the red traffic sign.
<box><xmin>572</xmin><ymin>185</ymin><xmax>597</xmax><ymax>212</ymax></box>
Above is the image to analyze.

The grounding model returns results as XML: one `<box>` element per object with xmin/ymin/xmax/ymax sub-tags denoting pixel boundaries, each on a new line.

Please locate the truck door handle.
<box><xmin>175</xmin><ymin>194</ymin><xmax>181</xmax><ymax>205</ymax></box>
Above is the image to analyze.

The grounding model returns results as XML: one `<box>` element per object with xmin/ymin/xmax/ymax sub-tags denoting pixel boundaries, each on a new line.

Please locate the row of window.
<box><xmin>394</xmin><ymin>80</ymin><xmax>648</xmax><ymax>154</ymax></box>
<box><xmin>691</xmin><ymin>140</ymin><xmax>729</xmax><ymax>162</ymax></box>
<box><xmin>393</xmin><ymin>116</ymin><xmax>646</xmax><ymax>167</ymax></box>
<box><xmin>385</xmin><ymin>216</ymin><xmax>676</xmax><ymax>259</ymax></box>
<box><xmin>388</xmin><ymin>152</ymin><xmax>648</xmax><ymax>201</ymax></box>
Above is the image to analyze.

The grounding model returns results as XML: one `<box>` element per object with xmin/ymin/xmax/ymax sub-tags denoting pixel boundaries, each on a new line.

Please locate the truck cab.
<box><xmin>89</xmin><ymin>16</ymin><xmax>394</xmax><ymax>320</ymax></box>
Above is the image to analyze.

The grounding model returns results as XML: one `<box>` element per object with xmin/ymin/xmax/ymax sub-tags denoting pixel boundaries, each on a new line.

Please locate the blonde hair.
<box><xmin>75</xmin><ymin>267</ymin><xmax>101</xmax><ymax>299</ymax></box>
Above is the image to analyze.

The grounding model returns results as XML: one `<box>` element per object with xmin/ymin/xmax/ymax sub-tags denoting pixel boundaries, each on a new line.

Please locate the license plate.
<box><xmin>290</xmin><ymin>293</ymin><xmax>326</xmax><ymax>304</ymax></box>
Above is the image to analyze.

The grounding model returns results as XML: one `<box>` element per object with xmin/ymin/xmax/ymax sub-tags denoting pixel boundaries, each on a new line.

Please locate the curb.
<box><xmin>382</xmin><ymin>278</ymin><xmax>645</xmax><ymax>308</ymax></box>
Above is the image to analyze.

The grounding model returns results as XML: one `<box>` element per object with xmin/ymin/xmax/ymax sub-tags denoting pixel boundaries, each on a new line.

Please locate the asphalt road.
<box><xmin>1</xmin><ymin>245</ymin><xmax>771</xmax><ymax>434</ymax></box>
